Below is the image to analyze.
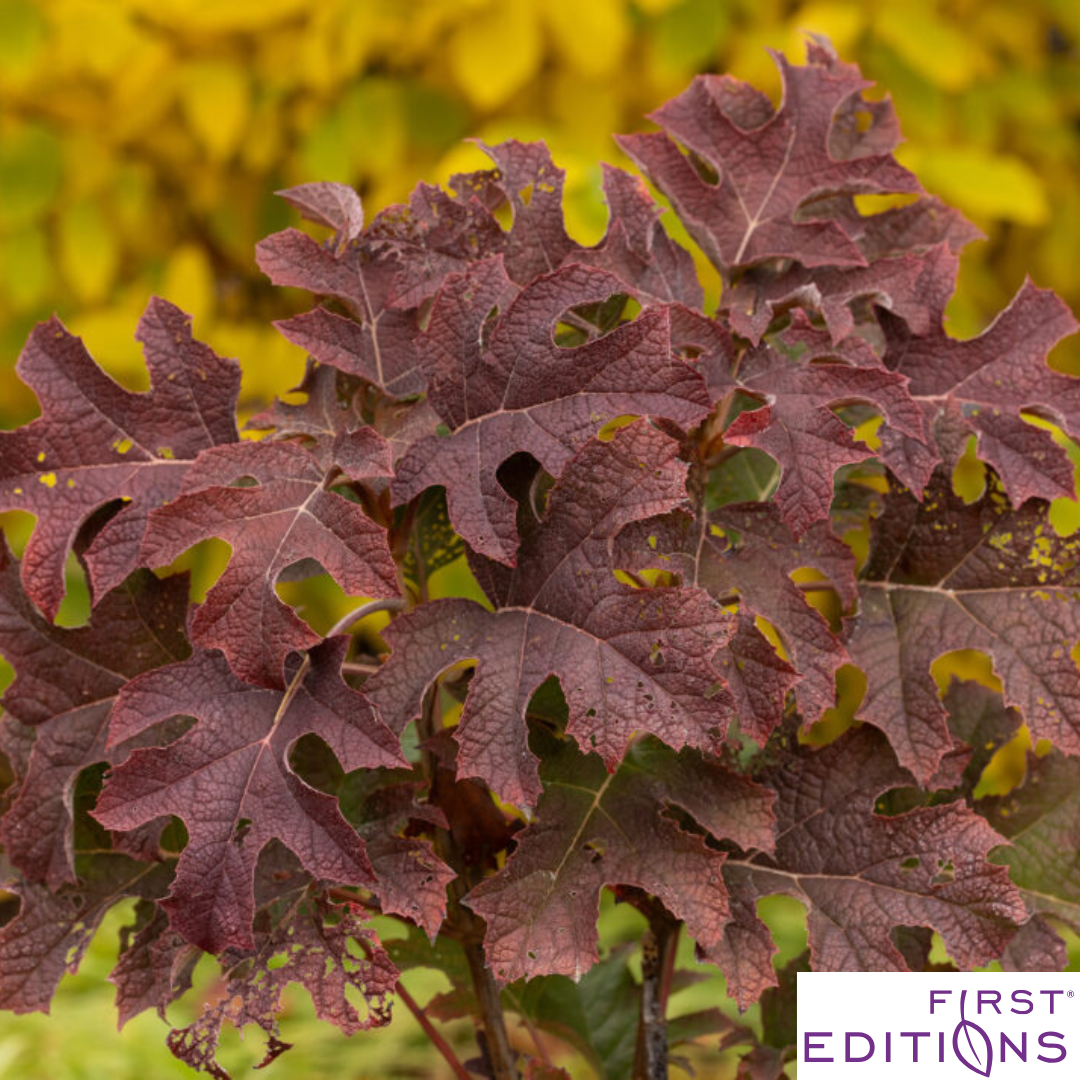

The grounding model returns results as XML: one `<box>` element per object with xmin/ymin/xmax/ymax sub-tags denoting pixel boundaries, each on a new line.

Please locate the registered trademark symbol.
<box><xmin>1069</xmin><ymin>990</ymin><xmax>1075</xmax><ymax>999</ymax></box>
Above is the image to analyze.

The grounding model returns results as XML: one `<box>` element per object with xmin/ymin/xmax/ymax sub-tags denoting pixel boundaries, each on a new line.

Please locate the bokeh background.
<box><xmin>1</xmin><ymin>0</ymin><xmax>1079</xmax><ymax>1076</ymax></box>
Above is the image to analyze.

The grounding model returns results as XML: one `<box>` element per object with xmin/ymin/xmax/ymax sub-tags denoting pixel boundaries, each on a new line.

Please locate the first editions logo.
<box><xmin>798</xmin><ymin>973</ymin><xmax>1077</xmax><ymax>1079</ymax></box>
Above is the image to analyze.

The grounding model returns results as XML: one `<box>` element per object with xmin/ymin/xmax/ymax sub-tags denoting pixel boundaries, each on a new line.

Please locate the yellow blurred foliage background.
<box><xmin>1</xmin><ymin>0</ymin><xmax>1079</xmax><ymax>429</ymax></box>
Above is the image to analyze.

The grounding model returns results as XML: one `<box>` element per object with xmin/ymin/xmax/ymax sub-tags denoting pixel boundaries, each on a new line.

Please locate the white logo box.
<box><xmin>797</xmin><ymin>971</ymin><xmax>1080</xmax><ymax>1078</ymax></box>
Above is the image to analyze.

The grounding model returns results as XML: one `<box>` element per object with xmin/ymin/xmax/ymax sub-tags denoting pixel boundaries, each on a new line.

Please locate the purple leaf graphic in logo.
<box><xmin>953</xmin><ymin>989</ymin><xmax>993</xmax><ymax>1078</ymax></box>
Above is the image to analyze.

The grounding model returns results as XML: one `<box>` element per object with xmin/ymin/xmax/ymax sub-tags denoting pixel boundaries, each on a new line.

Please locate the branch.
<box><xmin>632</xmin><ymin>901</ymin><xmax>680</xmax><ymax>1080</ymax></box>
<box><xmin>420</xmin><ymin>684</ymin><xmax>520</xmax><ymax>1080</ymax></box>
<box><xmin>464</xmin><ymin>934</ymin><xmax>520</xmax><ymax>1080</ymax></box>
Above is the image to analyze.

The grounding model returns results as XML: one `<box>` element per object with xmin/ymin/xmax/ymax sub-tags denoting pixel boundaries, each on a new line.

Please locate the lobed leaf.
<box><xmin>712</xmin><ymin>727</ymin><xmax>1026</xmax><ymax>1008</ymax></box>
<box><xmin>140</xmin><ymin>437</ymin><xmax>398</xmax><ymax>688</ymax></box>
<box><xmin>618</xmin><ymin>39</ymin><xmax>919</xmax><ymax>276</ymax></box>
<box><xmin>93</xmin><ymin>642</ymin><xmax>405</xmax><ymax>954</ymax></box>
<box><xmin>850</xmin><ymin>470</ymin><xmax>1080</xmax><ymax>783</ymax></box>
<box><xmin>369</xmin><ymin>422</ymin><xmax>734</xmax><ymax>806</ymax></box>
<box><xmin>466</xmin><ymin>731</ymin><xmax>775</xmax><ymax>983</ymax></box>
<box><xmin>0</xmin><ymin>547</ymin><xmax>190</xmax><ymax>889</ymax></box>
<box><xmin>0</xmin><ymin>299</ymin><xmax>239</xmax><ymax>619</ymax></box>
<box><xmin>392</xmin><ymin>259</ymin><xmax>711</xmax><ymax>564</ymax></box>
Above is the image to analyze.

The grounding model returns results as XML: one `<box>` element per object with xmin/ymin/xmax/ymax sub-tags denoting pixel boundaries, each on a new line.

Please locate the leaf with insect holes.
<box><xmin>0</xmin><ymin>546</ymin><xmax>190</xmax><ymax>889</ymax></box>
<box><xmin>167</xmin><ymin>894</ymin><xmax>398</xmax><ymax>1080</ymax></box>
<box><xmin>848</xmin><ymin>469</ymin><xmax>1080</xmax><ymax>785</ymax></box>
<box><xmin>265</xmin><ymin>143</ymin><xmax>573</xmax><ymax>401</ymax></box>
<box><xmin>710</xmin><ymin>726</ymin><xmax>1025</xmax><ymax>1009</ymax></box>
<box><xmin>261</xmin><ymin>176</ymin><xmax>471</xmax><ymax>400</ymax></box>
<box><xmin>392</xmin><ymin>259</ymin><xmax>711</xmax><ymax>565</ymax></box>
<box><xmin>0</xmin><ymin>855</ymin><xmax>175</xmax><ymax>1014</ymax></box>
<box><xmin>466</xmin><ymin>139</ymin><xmax>574</xmax><ymax>287</ymax></box>
<box><xmin>365</xmin><ymin>138</ymin><xmax>571</xmax><ymax>299</ymax></box>
<box><xmin>140</xmin><ymin>437</ymin><xmax>397</xmax><ymax>689</ymax></box>
<box><xmin>370</xmin><ymin>423</ymin><xmax>735</xmax><ymax>807</ymax></box>
<box><xmin>93</xmin><ymin>642</ymin><xmax>405</xmax><ymax>954</ymax></box>
<box><xmin>0</xmin><ymin>298</ymin><xmax>239</xmax><ymax>620</ymax></box>
<box><xmin>465</xmin><ymin>729</ymin><xmax>775</xmax><ymax>983</ymax></box>
<box><xmin>617</xmin><ymin>38</ymin><xmax>919</xmax><ymax>275</ymax></box>
<box><xmin>109</xmin><ymin>902</ymin><xmax>200</xmax><ymax>1029</ymax></box>
<box><xmin>616</xmin><ymin>501</ymin><xmax>857</xmax><ymax>734</ymax></box>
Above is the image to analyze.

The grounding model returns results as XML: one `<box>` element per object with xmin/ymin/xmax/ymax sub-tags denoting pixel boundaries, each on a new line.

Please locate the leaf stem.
<box><xmin>396</xmin><ymin>978</ymin><xmax>473</xmax><ymax>1080</ymax></box>
<box><xmin>340</xmin><ymin>660</ymin><xmax>382</xmax><ymax>677</ymax></box>
<box><xmin>325</xmin><ymin>596</ymin><xmax>405</xmax><ymax>639</ymax></box>
<box><xmin>352</xmin><ymin>925</ymin><xmax>472</xmax><ymax>1080</ymax></box>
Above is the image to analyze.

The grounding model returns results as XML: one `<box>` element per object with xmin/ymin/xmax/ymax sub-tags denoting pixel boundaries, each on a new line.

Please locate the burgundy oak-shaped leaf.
<box><xmin>465</xmin><ymin>732</ymin><xmax>775</xmax><ymax>983</ymax></box>
<box><xmin>392</xmin><ymin>259</ymin><xmax>711</xmax><ymax>564</ymax></box>
<box><xmin>370</xmin><ymin>423</ymin><xmax>734</xmax><ymax>807</ymax></box>
<box><xmin>618</xmin><ymin>40</ymin><xmax>918</xmax><ymax>275</ymax></box>
<box><xmin>0</xmin><ymin>298</ymin><xmax>239</xmax><ymax>619</ymax></box>
<box><xmin>276</xmin><ymin>182</ymin><xmax>364</xmax><ymax>242</ymax></box>
<box><xmin>246</xmin><ymin>363</ymin><xmax>368</xmax><ymax>470</ymax></box>
<box><xmin>469</xmin><ymin>139</ymin><xmax>574</xmax><ymax>286</ymax></box>
<box><xmin>809</xmin><ymin>193</ymin><xmax>982</xmax><ymax>261</ymax></box>
<box><xmin>93</xmin><ymin>642</ymin><xmax>405</xmax><ymax>954</ymax></box>
<box><xmin>723</xmin><ymin>346</ymin><xmax>926</xmax><ymax>536</ymax></box>
<box><xmin>0</xmin><ymin>855</ymin><xmax>174</xmax><ymax>1014</ymax></box>
<box><xmin>258</xmin><ymin>223</ymin><xmax>429</xmax><ymax>398</ymax></box>
<box><xmin>265</xmin><ymin>141</ymin><xmax>574</xmax><ymax>401</ymax></box>
<box><xmin>110</xmin><ymin>902</ymin><xmax>200</xmax><ymax>1030</ymax></box>
<box><xmin>849</xmin><ymin>470</ymin><xmax>1080</xmax><ymax>784</ymax></box>
<box><xmin>345</xmin><ymin>776</ymin><xmax>455</xmax><ymax>940</ymax></box>
<box><xmin>884</xmin><ymin>256</ymin><xmax>1080</xmax><ymax>505</ymax></box>
<box><xmin>167</xmin><ymin>897</ymin><xmax>398</xmax><ymax>1080</ymax></box>
<box><xmin>0</xmin><ymin>548</ymin><xmax>190</xmax><ymax>889</ymax></box>
<box><xmin>141</xmin><ymin>437</ymin><xmax>397</xmax><ymax>688</ymax></box>
<box><xmin>365</xmin><ymin>138</ymin><xmax>570</xmax><ymax>298</ymax></box>
<box><xmin>712</xmin><ymin>727</ymin><xmax>1025</xmax><ymax>1008</ymax></box>
<box><xmin>617</xmin><ymin>502</ymin><xmax>857</xmax><ymax>733</ymax></box>
<box><xmin>725</xmin><ymin>253</ymin><xmax>931</xmax><ymax>346</ymax></box>
<box><xmin>367</xmin><ymin>177</ymin><xmax>506</xmax><ymax>308</ymax></box>
<box><xmin>573</xmin><ymin>165</ymin><xmax>703</xmax><ymax>308</ymax></box>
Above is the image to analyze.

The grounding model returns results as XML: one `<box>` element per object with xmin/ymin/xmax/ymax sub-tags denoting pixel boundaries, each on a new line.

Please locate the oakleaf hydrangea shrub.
<box><xmin>1</xmin><ymin>38</ymin><xmax>1077</xmax><ymax>1080</ymax></box>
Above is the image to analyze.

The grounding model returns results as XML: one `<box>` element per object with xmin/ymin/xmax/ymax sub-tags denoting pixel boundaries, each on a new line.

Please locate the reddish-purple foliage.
<box><xmin>1</xmin><ymin>41</ymin><xmax>1078</xmax><ymax>1080</ymax></box>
